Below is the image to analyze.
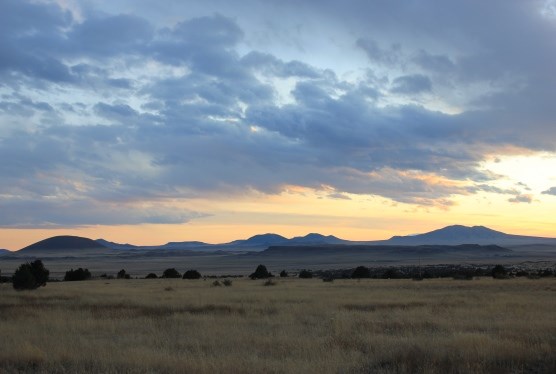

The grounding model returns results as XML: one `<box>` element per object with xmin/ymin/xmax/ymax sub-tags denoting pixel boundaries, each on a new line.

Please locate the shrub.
<box><xmin>145</xmin><ymin>273</ymin><xmax>158</xmax><ymax>279</ymax></box>
<box><xmin>322</xmin><ymin>277</ymin><xmax>334</xmax><ymax>282</ymax></box>
<box><xmin>162</xmin><ymin>268</ymin><xmax>181</xmax><ymax>278</ymax></box>
<box><xmin>279</xmin><ymin>270</ymin><xmax>288</xmax><ymax>277</ymax></box>
<box><xmin>64</xmin><ymin>268</ymin><xmax>92</xmax><ymax>281</ymax></box>
<box><xmin>351</xmin><ymin>266</ymin><xmax>371</xmax><ymax>279</ymax></box>
<box><xmin>12</xmin><ymin>260</ymin><xmax>49</xmax><ymax>290</ymax></box>
<box><xmin>117</xmin><ymin>269</ymin><xmax>131</xmax><ymax>279</ymax></box>
<box><xmin>452</xmin><ymin>272</ymin><xmax>473</xmax><ymax>280</ymax></box>
<box><xmin>382</xmin><ymin>268</ymin><xmax>400</xmax><ymax>279</ymax></box>
<box><xmin>492</xmin><ymin>265</ymin><xmax>508</xmax><ymax>279</ymax></box>
<box><xmin>212</xmin><ymin>280</ymin><xmax>222</xmax><ymax>287</ymax></box>
<box><xmin>540</xmin><ymin>269</ymin><xmax>554</xmax><ymax>277</ymax></box>
<box><xmin>249</xmin><ymin>264</ymin><xmax>273</xmax><ymax>279</ymax></box>
<box><xmin>222</xmin><ymin>279</ymin><xmax>233</xmax><ymax>286</ymax></box>
<box><xmin>299</xmin><ymin>269</ymin><xmax>313</xmax><ymax>279</ymax></box>
<box><xmin>183</xmin><ymin>270</ymin><xmax>202</xmax><ymax>279</ymax></box>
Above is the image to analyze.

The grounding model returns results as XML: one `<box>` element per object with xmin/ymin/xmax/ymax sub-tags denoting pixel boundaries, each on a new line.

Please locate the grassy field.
<box><xmin>0</xmin><ymin>277</ymin><xmax>555</xmax><ymax>373</ymax></box>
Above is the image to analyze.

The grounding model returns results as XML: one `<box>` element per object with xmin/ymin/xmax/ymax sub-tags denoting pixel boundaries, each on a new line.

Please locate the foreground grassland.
<box><xmin>1</xmin><ymin>278</ymin><xmax>555</xmax><ymax>373</ymax></box>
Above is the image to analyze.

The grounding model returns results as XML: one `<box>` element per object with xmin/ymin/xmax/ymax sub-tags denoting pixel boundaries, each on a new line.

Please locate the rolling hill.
<box><xmin>19</xmin><ymin>236</ymin><xmax>107</xmax><ymax>252</ymax></box>
<box><xmin>377</xmin><ymin>225</ymin><xmax>556</xmax><ymax>246</ymax></box>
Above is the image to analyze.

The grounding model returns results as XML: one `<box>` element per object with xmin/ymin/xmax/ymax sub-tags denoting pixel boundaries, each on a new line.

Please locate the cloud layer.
<box><xmin>1</xmin><ymin>0</ymin><xmax>555</xmax><ymax>227</ymax></box>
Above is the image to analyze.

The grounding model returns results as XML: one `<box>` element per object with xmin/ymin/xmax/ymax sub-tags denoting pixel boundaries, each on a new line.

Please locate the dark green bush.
<box><xmin>12</xmin><ymin>260</ymin><xmax>49</xmax><ymax>290</ymax></box>
<box><xmin>351</xmin><ymin>266</ymin><xmax>371</xmax><ymax>279</ymax></box>
<box><xmin>183</xmin><ymin>270</ymin><xmax>202</xmax><ymax>279</ymax></box>
<box><xmin>492</xmin><ymin>265</ymin><xmax>508</xmax><ymax>279</ymax></box>
<box><xmin>117</xmin><ymin>269</ymin><xmax>131</xmax><ymax>279</ymax></box>
<box><xmin>64</xmin><ymin>268</ymin><xmax>91</xmax><ymax>281</ymax></box>
<box><xmin>299</xmin><ymin>269</ymin><xmax>313</xmax><ymax>279</ymax></box>
<box><xmin>279</xmin><ymin>270</ymin><xmax>288</xmax><ymax>277</ymax></box>
<box><xmin>222</xmin><ymin>279</ymin><xmax>233</xmax><ymax>286</ymax></box>
<box><xmin>145</xmin><ymin>273</ymin><xmax>158</xmax><ymax>279</ymax></box>
<box><xmin>162</xmin><ymin>268</ymin><xmax>181</xmax><ymax>278</ymax></box>
<box><xmin>382</xmin><ymin>268</ymin><xmax>400</xmax><ymax>279</ymax></box>
<box><xmin>249</xmin><ymin>264</ymin><xmax>273</xmax><ymax>279</ymax></box>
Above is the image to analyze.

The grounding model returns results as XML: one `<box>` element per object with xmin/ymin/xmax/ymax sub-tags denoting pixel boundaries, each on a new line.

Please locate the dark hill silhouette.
<box><xmin>95</xmin><ymin>232</ymin><xmax>346</xmax><ymax>251</ymax></box>
<box><xmin>92</xmin><ymin>225</ymin><xmax>556</xmax><ymax>252</ymax></box>
<box><xmin>95</xmin><ymin>239</ymin><xmax>138</xmax><ymax>250</ymax></box>
<box><xmin>0</xmin><ymin>248</ymin><xmax>10</xmax><ymax>255</ymax></box>
<box><xmin>379</xmin><ymin>225</ymin><xmax>556</xmax><ymax>246</ymax></box>
<box><xmin>20</xmin><ymin>236</ymin><xmax>107</xmax><ymax>252</ymax></box>
<box><xmin>289</xmin><ymin>233</ymin><xmax>346</xmax><ymax>244</ymax></box>
<box><xmin>229</xmin><ymin>233</ymin><xmax>288</xmax><ymax>246</ymax></box>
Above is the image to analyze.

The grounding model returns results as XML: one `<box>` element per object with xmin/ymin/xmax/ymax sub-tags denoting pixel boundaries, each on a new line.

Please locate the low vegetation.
<box><xmin>64</xmin><ymin>268</ymin><xmax>92</xmax><ymax>282</ymax></box>
<box><xmin>298</xmin><ymin>269</ymin><xmax>313</xmax><ymax>278</ymax></box>
<box><xmin>0</xmin><ymin>277</ymin><xmax>554</xmax><ymax>373</ymax></box>
<box><xmin>117</xmin><ymin>269</ymin><xmax>130</xmax><ymax>279</ymax></box>
<box><xmin>12</xmin><ymin>260</ymin><xmax>49</xmax><ymax>290</ymax></box>
<box><xmin>182</xmin><ymin>270</ymin><xmax>202</xmax><ymax>279</ymax></box>
<box><xmin>162</xmin><ymin>268</ymin><xmax>181</xmax><ymax>279</ymax></box>
<box><xmin>351</xmin><ymin>265</ymin><xmax>371</xmax><ymax>279</ymax></box>
<box><xmin>249</xmin><ymin>264</ymin><xmax>273</xmax><ymax>279</ymax></box>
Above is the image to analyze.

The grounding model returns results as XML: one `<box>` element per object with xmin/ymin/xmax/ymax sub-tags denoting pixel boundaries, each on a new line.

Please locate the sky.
<box><xmin>1</xmin><ymin>0</ymin><xmax>556</xmax><ymax>250</ymax></box>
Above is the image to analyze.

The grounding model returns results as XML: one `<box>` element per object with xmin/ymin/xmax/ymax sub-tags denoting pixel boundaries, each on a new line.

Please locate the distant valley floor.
<box><xmin>1</xmin><ymin>243</ymin><xmax>555</xmax><ymax>278</ymax></box>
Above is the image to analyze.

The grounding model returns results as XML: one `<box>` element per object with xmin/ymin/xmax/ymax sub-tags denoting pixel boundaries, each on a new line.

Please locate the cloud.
<box><xmin>412</xmin><ymin>50</ymin><xmax>455</xmax><ymax>73</ymax></box>
<box><xmin>508</xmin><ymin>194</ymin><xmax>533</xmax><ymax>204</ymax></box>
<box><xmin>1</xmin><ymin>0</ymin><xmax>556</xmax><ymax>227</ymax></box>
<box><xmin>0</xmin><ymin>198</ymin><xmax>205</xmax><ymax>228</ymax></box>
<box><xmin>327</xmin><ymin>193</ymin><xmax>351</xmax><ymax>200</ymax></box>
<box><xmin>241</xmin><ymin>51</ymin><xmax>321</xmax><ymax>78</ymax></box>
<box><xmin>390</xmin><ymin>74</ymin><xmax>432</xmax><ymax>94</ymax></box>
<box><xmin>68</xmin><ymin>14</ymin><xmax>154</xmax><ymax>57</ymax></box>
<box><xmin>356</xmin><ymin>38</ymin><xmax>401</xmax><ymax>65</ymax></box>
<box><xmin>542</xmin><ymin>187</ymin><xmax>556</xmax><ymax>196</ymax></box>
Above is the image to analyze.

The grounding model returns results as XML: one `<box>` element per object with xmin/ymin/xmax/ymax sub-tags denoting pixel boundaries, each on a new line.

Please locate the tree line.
<box><xmin>1</xmin><ymin>262</ymin><xmax>554</xmax><ymax>290</ymax></box>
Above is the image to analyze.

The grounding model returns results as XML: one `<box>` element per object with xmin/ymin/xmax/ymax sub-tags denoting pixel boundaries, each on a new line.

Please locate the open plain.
<box><xmin>1</xmin><ymin>277</ymin><xmax>555</xmax><ymax>373</ymax></box>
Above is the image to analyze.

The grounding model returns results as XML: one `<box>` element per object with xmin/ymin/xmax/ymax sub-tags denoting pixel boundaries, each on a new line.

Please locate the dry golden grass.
<box><xmin>0</xmin><ymin>277</ymin><xmax>555</xmax><ymax>373</ymax></box>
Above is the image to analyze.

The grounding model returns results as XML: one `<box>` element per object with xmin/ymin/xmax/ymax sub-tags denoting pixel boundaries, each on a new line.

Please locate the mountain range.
<box><xmin>95</xmin><ymin>232</ymin><xmax>349</xmax><ymax>251</ymax></box>
<box><xmin>5</xmin><ymin>225</ymin><xmax>556</xmax><ymax>253</ymax></box>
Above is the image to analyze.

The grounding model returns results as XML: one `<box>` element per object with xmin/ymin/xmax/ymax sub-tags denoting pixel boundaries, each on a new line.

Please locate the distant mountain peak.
<box><xmin>240</xmin><ymin>233</ymin><xmax>288</xmax><ymax>245</ymax></box>
<box><xmin>290</xmin><ymin>233</ymin><xmax>345</xmax><ymax>244</ymax></box>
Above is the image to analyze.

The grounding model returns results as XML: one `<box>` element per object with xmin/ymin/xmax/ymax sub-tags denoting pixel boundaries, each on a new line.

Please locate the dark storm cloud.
<box><xmin>1</xmin><ymin>0</ymin><xmax>555</xmax><ymax>226</ymax></box>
